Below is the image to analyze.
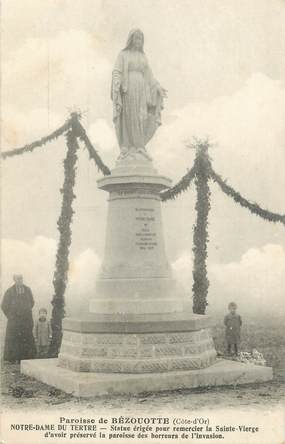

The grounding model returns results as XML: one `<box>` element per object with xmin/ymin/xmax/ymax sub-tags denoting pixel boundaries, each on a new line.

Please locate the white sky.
<box><xmin>1</xmin><ymin>0</ymin><xmax>285</xmax><ymax>313</ymax></box>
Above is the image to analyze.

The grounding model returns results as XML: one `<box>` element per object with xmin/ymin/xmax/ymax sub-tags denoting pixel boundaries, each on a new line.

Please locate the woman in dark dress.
<box><xmin>1</xmin><ymin>274</ymin><xmax>36</xmax><ymax>362</ymax></box>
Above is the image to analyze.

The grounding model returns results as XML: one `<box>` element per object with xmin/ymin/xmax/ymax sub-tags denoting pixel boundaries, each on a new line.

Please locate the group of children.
<box><xmin>33</xmin><ymin>302</ymin><xmax>242</xmax><ymax>358</ymax></box>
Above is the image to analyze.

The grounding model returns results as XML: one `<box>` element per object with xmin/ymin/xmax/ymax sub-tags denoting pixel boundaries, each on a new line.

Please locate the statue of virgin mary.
<box><xmin>111</xmin><ymin>29</ymin><xmax>167</xmax><ymax>160</ymax></box>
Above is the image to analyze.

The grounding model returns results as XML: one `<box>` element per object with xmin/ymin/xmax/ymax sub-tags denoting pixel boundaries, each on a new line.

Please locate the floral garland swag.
<box><xmin>2</xmin><ymin>112</ymin><xmax>110</xmax><ymax>357</ymax></box>
<box><xmin>161</xmin><ymin>139</ymin><xmax>285</xmax><ymax>315</ymax></box>
<box><xmin>2</xmin><ymin>119</ymin><xmax>285</xmax><ymax>351</ymax></box>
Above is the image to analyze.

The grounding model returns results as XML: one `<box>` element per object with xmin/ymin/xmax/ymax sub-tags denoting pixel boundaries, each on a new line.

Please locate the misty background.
<box><xmin>1</xmin><ymin>0</ymin><xmax>285</xmax><ymax>321</ymax></box>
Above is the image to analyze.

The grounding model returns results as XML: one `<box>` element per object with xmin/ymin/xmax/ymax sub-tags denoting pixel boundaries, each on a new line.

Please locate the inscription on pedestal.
<box><xmin>135</xmin><ymin>207</ymin><xmax>157</xmax><ymax>250</ymax></box>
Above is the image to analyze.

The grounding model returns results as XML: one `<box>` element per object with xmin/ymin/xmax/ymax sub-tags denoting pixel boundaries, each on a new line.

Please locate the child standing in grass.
<box><xmin>224</xmin><ymin>302</ymin><xmax>242</xmax><ymax>356</ymax></box>
<box><xmin>34</xmin><ymin>308</ymin><xmax>51</xmax><ymax>358</ymax></box>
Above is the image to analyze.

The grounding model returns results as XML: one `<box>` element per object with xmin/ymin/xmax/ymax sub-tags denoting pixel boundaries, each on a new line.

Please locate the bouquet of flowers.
<box><xmin>237</xmin><ymin>349</ymin><xmax>266</xmax><ymax>366</ymax></box>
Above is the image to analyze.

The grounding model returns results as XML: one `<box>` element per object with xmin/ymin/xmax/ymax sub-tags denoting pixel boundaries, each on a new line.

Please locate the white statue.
<box><xmin>111</xmin><ymin>29</ymin><xmax>167</xmax><ymax>160</ymax></box>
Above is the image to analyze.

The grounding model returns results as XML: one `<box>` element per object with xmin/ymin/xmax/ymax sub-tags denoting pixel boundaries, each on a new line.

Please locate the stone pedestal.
<box><xmin>21</xmin><ymin>157</ymin><xmax>273</xmax><ymax>394</ymax></box>
<box><xmin>90</xmin><ymin>158</ymin><xmax>181</xmax><ymax>315</ymax></box>
<box><xmin>58</xmin><ymin>314</ymin><xmax>217</xmax><ymax>373</ymax></box>
<box><xmin>56</xmin><ymin>158</ymin><xmax>218</xmax><ymax>374</ymax></box>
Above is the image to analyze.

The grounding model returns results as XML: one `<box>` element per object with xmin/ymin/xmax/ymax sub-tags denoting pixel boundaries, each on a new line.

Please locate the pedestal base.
<box><xmin>21</xmin><ymin>358</ymin><xmax>273</xmax><ymax>398</ymax></box>
<box><xmin>58</xmin><ymin>314</ymin><xmax>217</xmax><ymax>373</ymax></box>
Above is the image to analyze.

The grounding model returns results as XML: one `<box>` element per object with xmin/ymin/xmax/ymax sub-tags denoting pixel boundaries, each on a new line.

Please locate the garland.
<box><xmin>2</xmin><ymin>112</ymin><xmax>111</xmax><ymax>356</ymax></box>
<box><xmin>5</xmin><ymin>108</ymin><xmax>284</xmax><ymax>327</ymax></box>
<box><xmin>49</xmin><ymin>127</ymin><xmax>79</xmax><ymax>357</ymax></box>
<box><xmin>1</xmin><ymin>112</ymin><xmax>111</xmax><ymax>178</ymax></box>
<box><xmin>160</xmin><ymin>167</ymin><xmax>196</xmax><ymax>201</ymax></box>
<box><xmin>210</xmin><ymin>170</ymin><xmax>285</xmax><ymax>225</ymax></box>
<box><xmin>161</xmin><ymin>139</ymin><xmax>284</xmax><ymax>315</ymax></box>
<box><xmin>73</xmin><ymin>117</ymin><xmax>111</xmax><ymax>176</ymax></box>
<box><xmin>192</xmin><ymin>142</ymin><xmax>212</xmax><ymax>314</ymax></box>
<box><xmin>1</xmin><ymin>120</ymin><xmax>71</xmax><ymax>159</ymax></box>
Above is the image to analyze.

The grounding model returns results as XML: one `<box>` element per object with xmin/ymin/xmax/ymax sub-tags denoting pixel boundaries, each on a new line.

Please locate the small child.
<box><xmin>34</xmin><ymin>308</ymin><xmax>51</xmax><ymax>358</ymax></box>
<box><xmin>224</xmin><ymin>302</ymin><xmax>242</xmax><ymax>356</ymax></box>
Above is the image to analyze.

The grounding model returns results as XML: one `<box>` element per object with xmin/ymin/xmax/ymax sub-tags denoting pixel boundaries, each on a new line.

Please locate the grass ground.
<box><xmin>1</xmin><ymin>314</ymin><xmax>284</xmax><ymax>412</ymax></box>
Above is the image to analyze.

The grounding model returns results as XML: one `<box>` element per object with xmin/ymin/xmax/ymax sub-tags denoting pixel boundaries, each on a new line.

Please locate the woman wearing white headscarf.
<box><xmin>111</xmin><ymin>29</ymin><xmax>167</xmax><ymax>159</ymax></box>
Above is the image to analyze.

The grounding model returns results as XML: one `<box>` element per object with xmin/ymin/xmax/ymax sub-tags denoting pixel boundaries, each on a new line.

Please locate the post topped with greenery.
<box><xmin>191</xmin><ymin>139</ymin><xmax>212</xmax><ymax>314</ymax></box>
<box><xmin>161</xmin><ymin>138</ymin><xmax>285</xmax><ymax>315</ymax></box>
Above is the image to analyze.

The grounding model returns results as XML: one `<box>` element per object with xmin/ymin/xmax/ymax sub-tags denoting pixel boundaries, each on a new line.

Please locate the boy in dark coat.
<box><xmin>224</xmin><ymin>302</ymin><xmax>242</xmax><ymax>356</ymax></box>
<box><xmin>1</xmin><ymin>274</ymin><xmax>36</xmax><ymax>362</ymax></box>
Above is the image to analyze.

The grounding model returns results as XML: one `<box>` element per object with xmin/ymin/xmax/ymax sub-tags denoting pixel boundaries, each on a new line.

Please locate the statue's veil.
<box><xmin>123</xmin><ymin>28</ymin><xmax>144</xmax><ymax>52</ymax></box>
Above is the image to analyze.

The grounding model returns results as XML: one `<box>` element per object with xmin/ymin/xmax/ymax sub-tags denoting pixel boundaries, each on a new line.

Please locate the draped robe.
<box><xmin>111</xmin><ymin>49</ymin><xmax>163</xmax><ymax>155</ymax></box>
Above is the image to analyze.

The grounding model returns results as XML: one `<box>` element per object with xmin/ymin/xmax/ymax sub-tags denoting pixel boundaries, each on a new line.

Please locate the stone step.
<box><xmin>21</xmin><ymin>358</ymin><xmax>273</xmax><ymax>397</ymax></box>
